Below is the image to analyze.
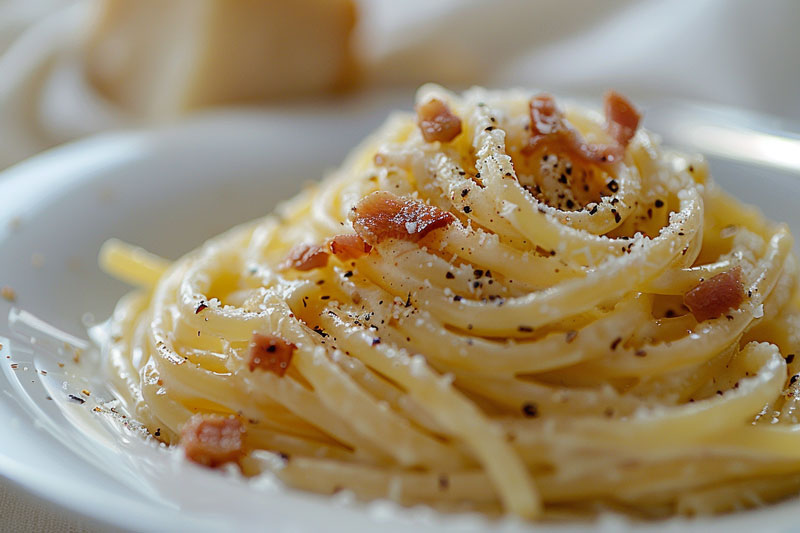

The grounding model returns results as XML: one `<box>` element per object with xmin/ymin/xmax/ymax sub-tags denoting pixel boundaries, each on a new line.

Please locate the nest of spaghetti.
<box><xmin>102</xmin><ymin>85</ymin><xmax>800</xmax><ymax>520</ymax></box>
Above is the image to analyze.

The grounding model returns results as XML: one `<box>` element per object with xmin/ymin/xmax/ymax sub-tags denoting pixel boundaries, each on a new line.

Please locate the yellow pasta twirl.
<box><xmin>100</xmin><ymin>85</ymin><xmax>800</xmax><ymax>520</ymax></box>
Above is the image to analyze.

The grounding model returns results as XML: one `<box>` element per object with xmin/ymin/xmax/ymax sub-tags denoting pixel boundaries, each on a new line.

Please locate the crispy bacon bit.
<box><xmin>351</xmin><ymin>191</ymin><xmax>455</xmax><ymax>246</ymax></box>
<box><xmin>248</xmin><ymin>333</ymin><xmax>295</xmax><ymax>376</ymax></box>
<box><xmin>604</xmin><ymin>90</ymin><xmax>641</xmax><ymax>146</ymax></box>
<box><xmin>525</xmin><ymin>91</ymin><xmax>640</xmax><ymax>166</ymax></box>
<box><xmin>280</xmin><ymin>243</ymin><xmax>329</xmax><ymax>271</ymax></box>
<box><xmin>1</xmin><ymin>286</ymin><xmax>16</xmax><ymax>302</ymax></box>
<box><xmin>181</xmin><ymin>414</ymin><xmax>245</xmax><ymax>468</ymax></box>
<box><xmin>416</xmin><ymin>98</ymin><xmax>462</xmax><ymax>143</ymax></box>
<box><xmin>328</xmin><ymin>234</ymin><xmax>372</xmax><ymax>260</ymax></box>
<box><xmin>683</xmin><ymin>267</ymin><xmax>745</xmax><ymax>322</ymax></box>
<box><xmin>529</xmin><ymin>94</ymin><xmax>562</xmax><ymax>138</ymax></box>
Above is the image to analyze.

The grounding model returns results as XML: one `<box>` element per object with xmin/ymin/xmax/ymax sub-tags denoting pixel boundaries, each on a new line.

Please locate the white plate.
<box><xmin>2</xmin><ymin>99</ymin><xmax>800</xmax><ymax>532</ymax></box>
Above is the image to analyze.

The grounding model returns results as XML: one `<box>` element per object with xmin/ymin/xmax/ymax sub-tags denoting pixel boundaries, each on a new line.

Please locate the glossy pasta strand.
<box><xmin>99</xmin><ymin>85</ymin><xmax>800</xmax><ymax>519</ymax></box>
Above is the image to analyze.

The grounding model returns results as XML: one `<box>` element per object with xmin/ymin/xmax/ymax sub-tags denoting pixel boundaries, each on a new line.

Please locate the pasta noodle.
<box><xmin>98</xmin><ymin>84</ymin><xmax>800</xmax><ymax>520</ymax></box>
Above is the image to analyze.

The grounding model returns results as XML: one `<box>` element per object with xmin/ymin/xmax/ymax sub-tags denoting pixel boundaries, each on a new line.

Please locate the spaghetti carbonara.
<box><xmin>99</xmin><ymin>85</ymin><xmax>800</xmax><ymax>520</ymax></box>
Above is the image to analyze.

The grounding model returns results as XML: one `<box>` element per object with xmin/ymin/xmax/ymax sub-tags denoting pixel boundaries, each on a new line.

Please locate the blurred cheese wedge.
<box><xmin>83</xmin><ymin>0</ymin><xmax>357</xmax><ymax>118</ymax></box>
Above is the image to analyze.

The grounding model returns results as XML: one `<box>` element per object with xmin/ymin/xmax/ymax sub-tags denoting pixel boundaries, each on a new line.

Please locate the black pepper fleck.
<box><xmin>522</xmin><ymin>402</ymin><xmax>538</xmax><ymax>418</ymax></box>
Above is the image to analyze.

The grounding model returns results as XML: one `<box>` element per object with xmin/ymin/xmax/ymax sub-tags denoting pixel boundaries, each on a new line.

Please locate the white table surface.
<box><xmin>0</xmin><ymin>477</ymin><xmax>109</xmax><ymax>532</ymax></box>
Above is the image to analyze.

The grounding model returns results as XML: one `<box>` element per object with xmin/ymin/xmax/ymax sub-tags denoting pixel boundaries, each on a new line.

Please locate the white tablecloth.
<box><xmin>0</xmin><ymin>477</ymin><xmax>109</xmax><ymax>532</ymax></box>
